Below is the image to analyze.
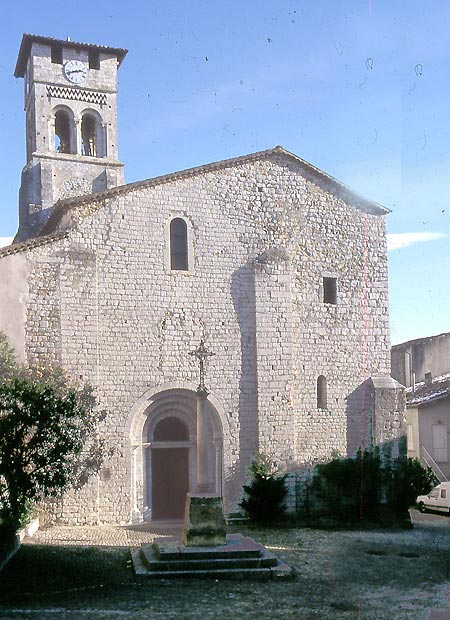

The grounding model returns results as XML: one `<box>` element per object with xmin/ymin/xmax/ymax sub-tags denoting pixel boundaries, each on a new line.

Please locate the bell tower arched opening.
<box><xmin>54</xmin><ymin>109</ymin><xmax>73</xmax><ymax>154</ymax></box>
<box><xmin>81</xmin><ymin>110</ymin><xmax>105</xmax><ymax>158</ymax></box>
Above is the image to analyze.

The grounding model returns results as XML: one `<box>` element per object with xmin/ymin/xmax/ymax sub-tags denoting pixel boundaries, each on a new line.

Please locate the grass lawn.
<box><xmin>0</xmin><ymin>511</ymin><xmax>450</xmax><ymax>619</ymax></box>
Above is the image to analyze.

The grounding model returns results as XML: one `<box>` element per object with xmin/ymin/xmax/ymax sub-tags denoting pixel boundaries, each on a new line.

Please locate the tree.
<box><xmin>240</xmin><ymin>453</ymin><xmax>288</xmax><ymax>524</ymax></box>
<box><xmin>0</xmin><ymin>332</ymin><xmax>109</xmax><ymax>542</ymax></box>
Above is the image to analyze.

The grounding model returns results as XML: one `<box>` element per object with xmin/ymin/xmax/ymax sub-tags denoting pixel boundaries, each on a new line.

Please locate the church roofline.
<box><xmin>0</xmin><ymin>230</ymin><xmax>69</xmax><ymax>258</ymax></box>
<box><xmin>39</xmin><ymin>146</ymin><xmax>390</xmax><ymax>237</ymax></box>
<box><xmin>14</xmin><ymin>33</ymin><xmax>128</xmax><ymax>78</ymax></box>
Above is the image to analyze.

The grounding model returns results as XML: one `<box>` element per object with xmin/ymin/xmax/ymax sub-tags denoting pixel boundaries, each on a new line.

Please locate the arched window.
<box><xmin>54</xmin><ymin>110</ymin><xmax>72</xmax><ymax>153</ymax></box>
<box><xmin>317</xmin><ymin>375</ymin><xmax>327</xmax><ymax>409</ymax></box>
<box><xmin>153</xmin><ymin>417</ymin><xmax>189</xmax><ymax>442</ymax></box>
<box><xmin>170</xmin><ymin>218</ymin><xmax>188</xmax><ymax>271</ymax></box>
<box><xmin>81</xmin><ymin>113</ymin><xmax>98</xmax><ymax>157</ymax></box>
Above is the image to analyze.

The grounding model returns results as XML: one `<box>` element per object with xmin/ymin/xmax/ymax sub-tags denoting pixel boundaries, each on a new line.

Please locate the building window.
<box><xmin>317</xmin><ymin>375</ymin><xmax>327</xmax><ymax>409</ymax></box>
<box><xmin>88</xmin><ymin>50</ymin><xmax>100</xmax><ymax>70</ymax></box>
<box><xmin>51</xmin><ymin>44</ymin><xmax>63</xmax><ymax>65</ymax></box>
<box><xmin>407</xmin><ymin>424</ymin><xmax>414</xmax><ymax>450</ymax></box>
<box><xmin>323</xmin><ymin>277</ymin><xmax>337</xmax><ymax>304</ymax></box>
<box><xmin>170</xmin><ymin>218</ymin><xmax>188</xmax><ymax>271</ymax></box>
<box><xmin>81</xmin><ymin>114</ymin><xmax>98</xmax><ymax>157</ymax></box>
<box><xmin>54</xmin><ymin>110</ymin><xmax>72</xmax><ymax>153</ymax></box>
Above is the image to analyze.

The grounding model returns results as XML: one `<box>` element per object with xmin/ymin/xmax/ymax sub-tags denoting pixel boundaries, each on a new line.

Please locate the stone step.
<box><xmin>131</xmin><ymin>533</ymin><xmax>294</xmax><ymax>580</ymax></box>
<box><xmin>139</xmin><ymin>566</ymin><xmax>275</xmax><ymax>580</ymax></box>
<box><xmin>153</xmin><ymin>536</ymin><xmax>263</xmax><ymax>561</ymax></box>
<box><xmin>141</xmin><ymin>546</ymin><xmax>277</xmax><ymax>571</ymax></box>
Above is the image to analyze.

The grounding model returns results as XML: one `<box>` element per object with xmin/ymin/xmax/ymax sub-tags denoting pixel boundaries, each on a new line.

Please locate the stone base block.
<box><xmin>182</xmin><ymin>493</ymin><xmax>227</xmax><ymax>547</ymax></box>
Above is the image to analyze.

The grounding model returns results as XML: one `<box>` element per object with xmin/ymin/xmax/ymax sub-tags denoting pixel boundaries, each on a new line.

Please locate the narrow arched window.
<box><xmin>81</xmin><ymin>114</ymin><xmax>97</xmax><ymax>157</ymax></box>
<box><xmin>317</xmin><ymin>375</ymin><xmax>327</xmax><ymax>409</ymax></box>
<box><xmin>170</xmin><ymin>218</ymin><xmax>188</xmax><ymax>271</ymax></box>
<box><xmin>54</xmin><ymin>110</ymin><xmax>71</xmax><ymax>153</ymax></box>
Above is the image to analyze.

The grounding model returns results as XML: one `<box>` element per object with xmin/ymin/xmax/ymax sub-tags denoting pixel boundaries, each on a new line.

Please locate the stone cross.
<box><xmin>189</xmin><ymin>339</ymin><xmax>215</xmax><ymax>394</ymax></box>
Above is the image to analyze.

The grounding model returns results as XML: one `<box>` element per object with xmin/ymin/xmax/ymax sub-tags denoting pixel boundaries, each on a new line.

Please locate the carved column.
<box><xmin>196</xmin><ymin>387</ymin><xmax>211</xmax><ymax>493</ymax></box>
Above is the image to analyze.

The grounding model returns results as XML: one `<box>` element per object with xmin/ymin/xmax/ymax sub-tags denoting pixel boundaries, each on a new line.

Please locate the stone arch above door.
<box><xmin>128</xmin><ymin>383</ymin><xmax>225</xmax><ymax>523</ymax></box>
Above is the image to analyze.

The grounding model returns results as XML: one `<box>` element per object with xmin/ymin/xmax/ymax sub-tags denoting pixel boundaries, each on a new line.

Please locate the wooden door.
<box><xmin>432</xmin><ymin>424</ymin><xmax>447</xmax><ymax>462</ymax></box>
<box><xmin>151</xmin><ymin>448</ymin><xmax>189</xmax><ymax>519</ymax></box>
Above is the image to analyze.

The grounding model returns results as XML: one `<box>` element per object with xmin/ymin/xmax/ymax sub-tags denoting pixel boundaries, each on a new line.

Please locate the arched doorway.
<box><xmin>149</xmin><ymin>417</ymin><xmax>190</xmax><ymax>519</ymax></box>
<box><xmin>128</xmin><ymin>386</ymin><xmax>224</xmax><ymax>524</ymax></box>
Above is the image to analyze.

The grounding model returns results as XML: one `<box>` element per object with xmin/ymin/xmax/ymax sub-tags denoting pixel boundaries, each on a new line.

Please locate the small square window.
<box><xmin>89</xmin><ymin>50</ymin><xmax>100</xmax><ymax>70</ymax></box>
<box><xmin>51</xmin><ymin>44</ymin><xmax>63</xmax><ymax>65</ymax></box>
<box><xmin>323</xmin><ymin>277</ymin><xmax>337</xmax><ymax>305</ymax></box>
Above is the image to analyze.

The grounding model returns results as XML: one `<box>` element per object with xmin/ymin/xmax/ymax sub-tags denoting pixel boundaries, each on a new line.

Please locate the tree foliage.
<box><xmin>240</xmin><ymin>453</ymin><xmax>288</xmax><ymax>524</ymax></box>
<box><xmin>0</xmin><ymin>332</ymin><xmax>110</xmax><ymax>540</ymax></box>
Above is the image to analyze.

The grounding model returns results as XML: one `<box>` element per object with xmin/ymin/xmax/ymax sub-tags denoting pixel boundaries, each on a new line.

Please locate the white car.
<box><xmin>417</xmin><ymin>482</ymin><xmax>450</xmax><ymax>514</ymax></box>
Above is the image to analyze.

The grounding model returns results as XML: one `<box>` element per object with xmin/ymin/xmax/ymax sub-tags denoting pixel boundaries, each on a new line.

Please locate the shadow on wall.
<box><xmin>346</xmin><ymin>376</ymin><xmax>406</xmax><ymax>458</ymax></box>
<box><xmin>345</xmin><ymin>379</ymin><xmax>374</xmax><ymax>457</ymax></box>
<box><xmin>230</xmin><ymin>261</ymin><xmax>259</xmax><ymax>502</ymax></box>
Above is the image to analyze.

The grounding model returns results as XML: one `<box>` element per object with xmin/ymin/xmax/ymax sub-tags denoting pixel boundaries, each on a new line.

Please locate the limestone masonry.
<box><xmin>0</xmin><ymin>34</ymin><xmax>405</xmax><ymax>524</ymax></box>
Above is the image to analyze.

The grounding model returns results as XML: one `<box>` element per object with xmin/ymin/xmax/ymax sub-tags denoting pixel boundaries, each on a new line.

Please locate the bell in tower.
<box><xmin>14</xmin><ymin>34</ymin><xmax>127</xmax><ymax>242</ymax></box>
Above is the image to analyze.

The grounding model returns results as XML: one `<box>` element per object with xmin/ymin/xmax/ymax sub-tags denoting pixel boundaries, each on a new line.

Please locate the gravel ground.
<box><xmin>0</xmin><ymin>509</ymin><xmax>449</xmax><ymax>620</ymax></box>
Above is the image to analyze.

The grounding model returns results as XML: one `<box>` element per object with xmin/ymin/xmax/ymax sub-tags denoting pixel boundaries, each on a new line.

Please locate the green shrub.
<box><xmin>240</xmin><ymin>453</ymin><xmax>288</xmax><ymax>524</ymax></box>
<box><xmin>310</xmin><ymin>447</ymin><xmax>437</xmax><ymax>525</ymax></box>
<box><xmin>311</xmin><ymin>449</ymin><xmax>382</xmax><ymax>523</ymax></box>
<box><xmin>384</xmin><ymin>455</ymin><xmax>437</xmax><ymax>517</ymax></box>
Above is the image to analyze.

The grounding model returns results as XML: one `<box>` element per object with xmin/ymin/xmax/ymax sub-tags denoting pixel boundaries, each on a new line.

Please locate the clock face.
<box><xmin>63</xmin><ymin>60</ymin><xmax>87</xmax><ymax>84</ymax></box>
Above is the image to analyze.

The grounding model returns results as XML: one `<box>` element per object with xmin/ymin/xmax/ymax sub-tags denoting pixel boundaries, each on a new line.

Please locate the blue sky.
<box><xmin>0</xmin><ymin>1</ymin><xmax>448</xmax><ymax>345</ymax></box>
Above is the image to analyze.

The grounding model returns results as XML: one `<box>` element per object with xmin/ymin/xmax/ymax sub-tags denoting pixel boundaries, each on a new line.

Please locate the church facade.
<box><xmin>0</xmin><ymin>35</ymin><xmax>405</xmax><ymax>525</ymax></box>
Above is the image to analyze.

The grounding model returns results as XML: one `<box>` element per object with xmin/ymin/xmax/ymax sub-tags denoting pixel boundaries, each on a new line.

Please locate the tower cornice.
<box><xmin>15</xmin><ymin>33</ymin><xmax>127</xmax><ymax>78</ymax></box>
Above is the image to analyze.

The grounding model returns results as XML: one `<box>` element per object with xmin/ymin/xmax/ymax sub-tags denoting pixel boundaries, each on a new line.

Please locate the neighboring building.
<box><xmin>391</xmin><ymin>332</ymin><xmax>450</xmax><ymax>389</ymax></box>
<box><xmin>0</xmin><ymin>34</ymin><xmax>405</xmax><ymax>525</ymax></box>
<box><xmin>407</xmin><ymin>374</ymin><xmax>450</xmax><ymax>481</ymax></box>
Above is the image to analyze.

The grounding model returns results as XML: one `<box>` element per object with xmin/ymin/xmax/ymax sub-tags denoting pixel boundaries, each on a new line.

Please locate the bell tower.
<box><xmin>14</xmin><ymin>34</ymin><xmax>127</xmax><ymax>242</ymax></box>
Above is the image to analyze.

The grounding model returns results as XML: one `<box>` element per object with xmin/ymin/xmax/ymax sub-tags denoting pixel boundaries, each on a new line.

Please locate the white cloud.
<box><xmin>387</xmin><ymin>232</ymin><xmax>448</xmax><ymax>251</ymax></box>
<box><xmin>0</xmin><ymin>237</ymin><xmax>13</xmax><ymax>248</ymax></box>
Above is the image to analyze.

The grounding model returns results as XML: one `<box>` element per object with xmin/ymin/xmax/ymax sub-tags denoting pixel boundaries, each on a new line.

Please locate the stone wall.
<box><xmin>0</xmin><ymin>253</ymin><xmax>29</xmax><ymax>362</ymax></box>
<box><xmin>1</xmin><ymin>152</ymin><xmax>398</xmax><ymax>524</ymax></box>
<box><xmin>371</xmin><ymin>376</ymin><xmax>406</xmax><ymax>454</ymax></box>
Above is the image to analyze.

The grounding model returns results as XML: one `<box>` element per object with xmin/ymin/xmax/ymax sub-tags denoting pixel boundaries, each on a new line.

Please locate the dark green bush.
<box><xmin>384</xmin><ymin>454</ymin><xmax>437</xmax><ymax>517</ymax></box>
<box><xmin>311</xmin><ymin>449</ymin><xmax>382</xmax><ymax>523</ymax></box>
<box><xmin>310</xmin><ymin>447</ymin><xmax>437</xmax><ymax>525</ymax></box>
<box><xmin>240</xmin><ymin>454</ymin><xmax>288</xmax><ymax>524</ymax></box>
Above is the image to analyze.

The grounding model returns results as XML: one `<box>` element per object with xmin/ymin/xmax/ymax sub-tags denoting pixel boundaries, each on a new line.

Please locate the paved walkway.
<box><xmin>23</xmin><ymin>509</ymin><xmax>450</xmax><ymax>549</ymax></box>
<box><xmin>23</xmin><ymin>520</ymin><xmax>184</xmax><ymax>548</ymax></box>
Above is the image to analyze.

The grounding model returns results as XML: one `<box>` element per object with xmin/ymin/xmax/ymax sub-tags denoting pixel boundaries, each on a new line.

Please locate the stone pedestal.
<box><xmin>182</xmin><ymin>493</ymin><xmax>227</xmax><ymax>547</ymax></box>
